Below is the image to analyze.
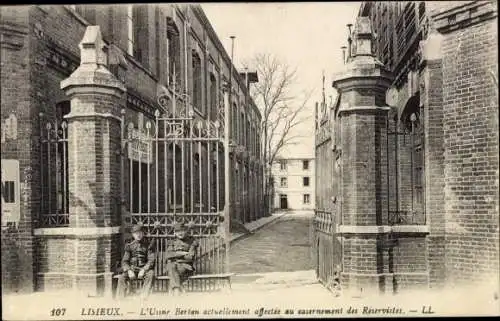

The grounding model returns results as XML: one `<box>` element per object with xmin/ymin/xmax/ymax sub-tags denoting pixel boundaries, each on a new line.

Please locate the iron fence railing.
<box><xmin>39</xmin><ymin>116</ymin><xmax>70</xmax><ymax>227</ymax></box>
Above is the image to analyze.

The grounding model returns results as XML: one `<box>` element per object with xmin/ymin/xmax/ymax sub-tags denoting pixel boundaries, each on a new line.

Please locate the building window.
<box><xmin>240</xmin><ymin>112</ymin><xmax>245</xmax><ymax>145</ymax></box>
<box><xmin>448</xmin><ymin>14</ymin><xmax>456</xmax><ymax>24</ymax></box>
<box><xmin>251</xmin><ymin>125</ymin><xmax>255</xmax><ymax>155</ymax></box>
<box><xmin>279</xmin><ymin>160</ymin><xmax>287</xmax><ymax>171</ymax></box>
<box><xmin>303</xmin><ymin>160</ymin><xmax>309</xmax><ymax>170</ymax></box>
<box><xmin>246</xmin><ymin>119</ymin><xmax>250</xmax><ymax>148</ymax></box>
<box><xmin>280</xmin><ymin>177</ymin><xmax>287</xmax><ymax>187</ymax></box>
<box><xmin>209</xmin><ymin>73</ymin><xmax>217</xmax><ymax>121</ymax></box>
<box><xmin>418</xmin><ymin>2</ymin><xmax>425</xmax><ymax>19</ymax></box>
<box><xmin>232</xmin><ymin>103</ymin><xmax>238</xmax><ymax>142</ymax></box>
<box><xmin>193</xmin><ymin>153</ymin><xmax>201</xmax><ymax>210</ymax></box>
<box><xmin>303</xmin><ymin>177</ymin><xmax>310</xmax><ymax>187</ymax></box>
<box><xmin>130</xmin><ymin>160</ymin><xmax>149</xmax><ymax>213</ymax></box>
<box><xmin>414</xmin><ymin>145</ymin><xmax>423</xmax><ymax>211</ymax></box>
<box><xmin>167</xmin><ymin>144</ymin><xmax>183</xmax><ymax>208</ymax></box>
<box><xmin>400</xmin><ymin>106</ymin><xmax>425</xmax><ymax>223</ymax></box>
<box><xmin>303</xmin><ymin>194</ymin><xmax>310</xmax><ymax>204</ymax></box>
<box><xmin>167</xmin><ymin>17</ymin><xmax>181</xmax><ymax>87</ymax></box>
<box><xmin>127</xmin><ymin>5</ymin><xmax>134</xmax><ymax>56</ymax></box>
<box><xmin>127</xmin><ymin>5</ymin><xmax>148</xmax><ymax>65</ymax></box>
<box><xmin>192</xmin><ymin>51</ymin><xmax>203</xmax><ymax>113</ymax></box>
<box><xmin>256</xmin><ymin>131</ymin><xmax>261</xmax><ymax>159</ymax></box>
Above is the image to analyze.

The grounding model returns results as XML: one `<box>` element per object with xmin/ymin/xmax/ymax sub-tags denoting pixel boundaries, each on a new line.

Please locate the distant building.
<box><xmin>272</xmin><ymin>157</ymin><xmax>315</xmax><ymax>210</ymax></box>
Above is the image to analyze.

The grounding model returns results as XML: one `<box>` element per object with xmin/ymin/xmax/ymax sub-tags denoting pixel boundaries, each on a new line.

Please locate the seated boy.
<box><xmin>165</xmin><ymin>222</ymin><xmax>199</xmax><ymax>295</ymax></box>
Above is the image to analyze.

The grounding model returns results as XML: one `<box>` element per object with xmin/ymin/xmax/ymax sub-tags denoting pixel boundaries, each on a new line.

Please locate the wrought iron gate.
<box><xmin>314</xmin><ymin>210</ymin><xmax>342</xmax><ymax>295</ymax></box>
<box><xmin>314</xmin><ymin>104</ymin><xmax>342</xmax><ymax>296</ymax></box>
<box><xmin>121</xmin><ymin>89</ymin><xmax>230</xmax><ymax>292</ymax></box>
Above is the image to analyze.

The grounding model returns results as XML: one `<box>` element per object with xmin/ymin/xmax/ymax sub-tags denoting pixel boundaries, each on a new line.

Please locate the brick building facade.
<box><xmin>1</xmin><ymin>4</ymin><xmax>264</xmax><ymax>294</ymax></box>
<box><xmin>314</xmin><ymin>1</ymin><xmax>498</xmax><ymax>295</ymax></box>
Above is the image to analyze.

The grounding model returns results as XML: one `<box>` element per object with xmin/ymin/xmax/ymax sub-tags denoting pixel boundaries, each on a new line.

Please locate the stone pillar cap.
<box><xmin>60</xmin><ymin>25</ymin><xmax>125</xmax><ymax>94</ymax></box>
<box><xmin>79</xmin><ymin>25</ymin><xmax>107</xmax><ymax>66</ymax></box>
<box><xmin>354</xmin><ymin>16</ymin><xmax>372</xmax><ymax>36</ymax></box>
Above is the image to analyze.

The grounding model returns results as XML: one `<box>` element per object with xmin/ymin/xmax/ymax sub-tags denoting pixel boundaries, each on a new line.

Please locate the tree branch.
<box><xmin>248</xmin><ymin>53</ymin><xmax>313</xmax><ymax>199</ymax></box>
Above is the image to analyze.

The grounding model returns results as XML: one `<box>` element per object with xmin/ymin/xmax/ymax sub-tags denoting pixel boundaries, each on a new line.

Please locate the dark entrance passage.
<box><xmin>280</xmin><ymin>194</ymin><xmax>288</xmax><ymax>209</ymax></box>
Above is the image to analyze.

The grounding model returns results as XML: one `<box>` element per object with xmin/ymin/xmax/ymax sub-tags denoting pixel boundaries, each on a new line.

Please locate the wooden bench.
<box><xmin>157</xmin><ymin>273</ymin><xmax>234</xmax><ymax>291</ymax></box>
<box><xmin>112</xmin><ymin>272</ymin><xmax>233</xmax><ymax>296</ymax></box>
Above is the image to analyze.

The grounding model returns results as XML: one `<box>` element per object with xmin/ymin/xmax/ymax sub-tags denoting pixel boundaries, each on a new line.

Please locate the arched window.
<box><xmin>240</xmin><ymin>111</ymin><xmax>245</xmax><ymax>146</ymax></box>
<box><xmin>400</xmin><ymin>95</ymin><xmax>424</xmax><ymax>222</ymax></box>
<box><xmin>192</xmin><ymin>51</ymin><xmax>203</xmax><ymax>113</ymax></box>
<box><xmin>232</xmin><ymin>103</ymin><xmax>238</xmax><ymax>143</ymax></box>
<box><xmin>193</xmin><ymin>152</ymin><xmax>201</xmax><ymax>211</ymax></box>
<box><xmin>167</xmin><ymin>17</ymin><xmax>181</xmax><ymax>87</ymax></box>
<box><xmin>246</xmin><ymin>119</ymin><xmax>250</xmax><ymax>149</ymax></box>
<box><xmin>126</xmin><ymin>5</ymin><xmax>149</xmax><ymax>66</ymax></box>
<box><xmin>167</xmin><ymin>143</ymin><xmax>183</xmax><ymax>210</ymax></box>
<box><xmin>209</xmin><ymin>73</ymin><xmax>217</xmax><ymax>121</ymax></box>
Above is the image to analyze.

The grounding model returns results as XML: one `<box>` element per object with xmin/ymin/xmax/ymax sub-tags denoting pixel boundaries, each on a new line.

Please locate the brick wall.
<box><xmin>441</xmin><ymin>17</ymin><xmax>499</xmax><ymax>287</ymax></box>
<box><xmin>340</xmin><ymin>112</ymin><xmax>356</xmax><ymax>225</ymax></box>
<box><xmin>341</xmin><ymin>236</ymin><xmax>383</xmax><ymax>294</ymax></box>
<box><xmin>391</xmin><ymin>236</ymin><xmax>428</xmax><ymax>291</ymax></box>
<box><xmin>1</xmin><ymin>6</ymin><xmax>35</xmax><ymax>293</ymax></box>
<box><xmin>340</xmin><ymin>110</ymin><xmax>388</xmax><ymax>226</ymax></box>
<box><xmin>423</xmin><ymin>58</ymin><xmax>446</xmax><ymax>288</ymax></box>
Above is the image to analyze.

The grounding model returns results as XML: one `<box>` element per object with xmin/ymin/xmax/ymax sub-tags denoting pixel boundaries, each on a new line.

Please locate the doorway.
<box><xmin>280</xmin><ymin>194</ymin><xmax>288</xmax><ymax>209</ymax></box>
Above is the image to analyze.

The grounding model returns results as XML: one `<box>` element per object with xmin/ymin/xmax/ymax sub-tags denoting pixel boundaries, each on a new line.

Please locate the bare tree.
<box><xmin>244</xmin><ymin>53</ymin><xmax>312</xmax><ymax>213</ymax></box>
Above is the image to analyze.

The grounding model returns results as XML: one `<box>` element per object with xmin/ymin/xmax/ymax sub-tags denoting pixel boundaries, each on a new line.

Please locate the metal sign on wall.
<box><xmin>127</xmin><ymin>128</ymin><xmax>153</xmax><ymax>164</ymax></box>
<box><xmin>1</xmin><ymin>159</ymin><xmax>20</xmax><ymax>226</ymax></box>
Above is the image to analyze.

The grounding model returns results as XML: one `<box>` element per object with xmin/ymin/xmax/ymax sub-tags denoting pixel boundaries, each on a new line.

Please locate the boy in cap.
<box><xmin>165</xmin><ymin>222</ymin><xmax>199</xmax><ymax>295</ymax></box>
<box><xmin>116</xmin><ymin>224</ymin><xmax>156</xmax><ymax>299</ymax></box>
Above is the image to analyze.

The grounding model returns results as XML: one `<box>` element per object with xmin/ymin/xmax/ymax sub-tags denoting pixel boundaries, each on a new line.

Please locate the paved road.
<box><xmin>229</xmin><ymin>210</ymin><xmax>315</xmax><ymax>275</ymax></box>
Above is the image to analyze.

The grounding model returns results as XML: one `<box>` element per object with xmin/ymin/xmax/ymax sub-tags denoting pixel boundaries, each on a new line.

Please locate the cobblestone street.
<box><xmin>227</xmin><ymin>210</ymin><xmax>321</xmax><ymax>294</ymax></box>
<box><xmin>229</xmin><ymin>210</ymin><xmax>315</xmax><ymax>275</ymax></box>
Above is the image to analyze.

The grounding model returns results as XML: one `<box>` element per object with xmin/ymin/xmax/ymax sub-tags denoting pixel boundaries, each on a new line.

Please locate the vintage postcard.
<box><xmin>1</xmin><ymin>2</ymin><xmax>499</xmax><ymax>319</ymax></box>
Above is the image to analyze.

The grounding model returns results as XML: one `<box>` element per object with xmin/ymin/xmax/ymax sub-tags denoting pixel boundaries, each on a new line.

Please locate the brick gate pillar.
<box><xmin>60</xmin><ymin>26</ymin><xmax>126</xmax><ymax>297</ymax></box>
<box><xmin>332</xmin><ymin>17</ymin><xmax>393</xmax><ymax>296</ymax></box>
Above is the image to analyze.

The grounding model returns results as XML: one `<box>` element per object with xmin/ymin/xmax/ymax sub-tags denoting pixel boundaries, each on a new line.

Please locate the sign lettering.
<box><xmin>128</xmin><ymin>129</ymin><xmax>153</xmax><ymax>164</ymax></box>
<box><xmin>1</xmin><ymin>159</ymin><xmax>20</xmax><ymax>225</ymax></box>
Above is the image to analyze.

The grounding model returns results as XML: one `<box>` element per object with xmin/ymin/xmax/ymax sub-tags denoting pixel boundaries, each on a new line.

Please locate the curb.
<box><xmin>229</xmin><ymin>213</ymin><xmax>286</xmax><ymax>245</ymax></box>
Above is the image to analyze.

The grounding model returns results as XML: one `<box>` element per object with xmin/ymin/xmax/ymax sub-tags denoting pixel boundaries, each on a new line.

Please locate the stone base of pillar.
<box><xmin>427</xmin><ymin>235</ymin><xmax>446</xmax><ymax>290</ymax></box>
<box><xmin>74</xmin><ymin>273</ymin><xmax>115</xmax><ymax>297</ymax></box>
<box><xmin>340</xmin><ymin>231</ymin><xmax>430</xmax><ymax>295</ymax></box>
<box><xmin>340</xmin><ymin>273</ymin><xmax>393</xmax><ymax>297</ymax></box>
<box><xmin>34</xmin><ymin>228</ymin><xmax>121</xmax><ymax>296</ymax></box>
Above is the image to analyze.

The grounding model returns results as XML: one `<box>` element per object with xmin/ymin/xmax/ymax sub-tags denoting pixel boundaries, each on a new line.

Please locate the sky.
<box><xmin>202</xmin><ymin>2</ymin><xmax>361</xmax><ymax>158</ymax></box>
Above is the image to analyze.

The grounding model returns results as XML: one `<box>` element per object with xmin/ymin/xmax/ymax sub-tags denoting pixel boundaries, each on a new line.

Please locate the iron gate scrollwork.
<box><xmin>120</xmin><ymin>88</ymin><xmax>230</xmax><ymax>292</ymax></box>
